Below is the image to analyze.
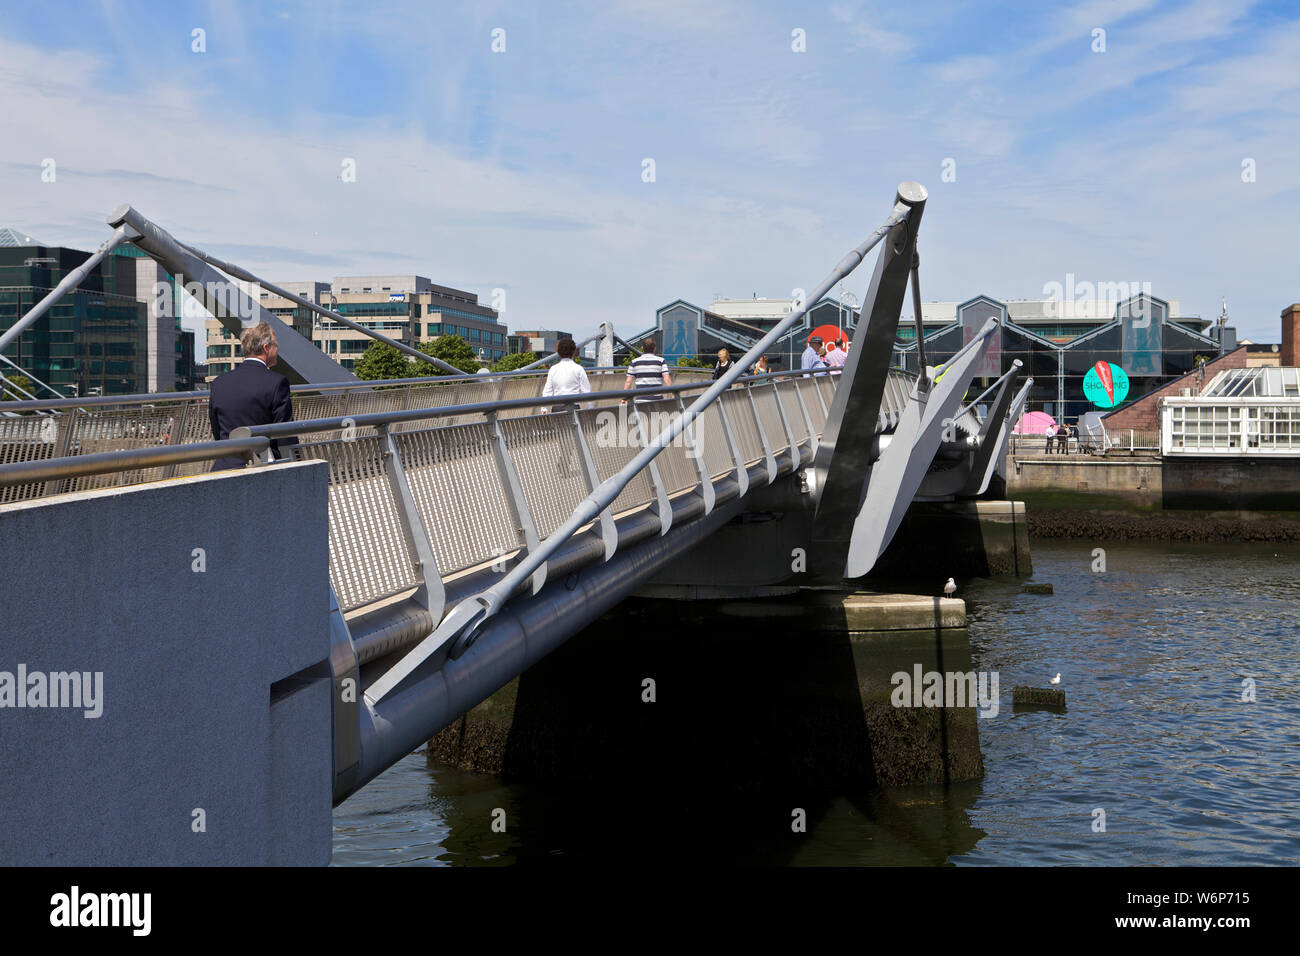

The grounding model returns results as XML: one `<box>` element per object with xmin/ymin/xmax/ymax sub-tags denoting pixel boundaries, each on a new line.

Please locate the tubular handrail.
<box><xmin>0</xmin><ymin>364</ymin><xmax>716</xmax><ymax>413</ymax></box>
<box><xmin>0</xmin><ymin>437</ymin><xmax>270</xmax><ymax>489</ymax></box>
<box><xmin>238</xmin><ymin>368</ymin><xmax>846</xmax><ymax>441</ymax></box>
<box><xmin>365</xmin><ymin>202</ymin><xmax>914</xmax><ymax>702</ymax></box>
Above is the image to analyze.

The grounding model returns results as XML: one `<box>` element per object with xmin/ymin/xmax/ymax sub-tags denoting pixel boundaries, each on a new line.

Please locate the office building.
<box><xmin>0</xmin><ymin>229</ymin><xmax>195</xmax><ymax>396</ymax></box>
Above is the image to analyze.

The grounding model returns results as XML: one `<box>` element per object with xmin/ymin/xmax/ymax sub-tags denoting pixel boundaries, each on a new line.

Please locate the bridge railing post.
<box><xmin>745</xmin><ymin>383</ymin><xmax>778</xmax><ymax>484</ymax></box>
<box><xmin>41</xmin><ymin>407</ymin><xmax>79</xmax><ymax>498</ymax></box>
<box><xmin>769</xmin><ymin>380</ymin><xmax>801</xmax><ymax>466</ymax></box>
<box><xmin>378</xmin><ymin>423</ymin><xmax>446</xmax><ymax>620</ymax></box>
<box><xmin>714</xmin><ymin>394</ymin><xmax>749</xmax><ymax>498</ymax></box>
<box><xmin>789</xmin><ymin>378</ymin><xmax>819</xmax><ymax>454</ymax></box>
<box><xmin>570</xmin><ymin>405</ymin><xmax>619</xmax><ymax>559</ymax></box>
<box><xmin>629</xmin><ymin>404</ymin><xmax>673</xmax><ymax>535</ymax></box>
<box><xmin>486</xmin><ymin>410</ymin><xmax>547</xmax><ymax>593</ymax></box>
<box><xmin>676</xmin><ymin>394</ymin><xmax>715</xmax><ymax>515</ymax></box>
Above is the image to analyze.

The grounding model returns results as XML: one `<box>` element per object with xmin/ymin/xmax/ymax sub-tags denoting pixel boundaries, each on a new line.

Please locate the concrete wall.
<box><xmin>1007</xmin><ymin>457</ymin><xmax>1162</xmax><ymax>509</ymax></box>
<box><xmin>0</xmin><ymin>461</ymin><xmax>334</xmax><ymax>865</ymax></box>
<box><xmin>1007</xmin><ymin>454</ymin><xmax>1300</xmax><ymax>511</ymax></box>
<box><xmin>1163</xmin><ymin>456</ymin><xmax>1300</xmax><ymax>510</ymax></box>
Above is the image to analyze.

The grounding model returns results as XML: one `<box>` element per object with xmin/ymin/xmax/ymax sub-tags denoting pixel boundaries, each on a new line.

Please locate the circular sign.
<box><xmin>1083</xmin><ymin>361</ymin><xmax>1130</xmax><ymax>408</ymax></box>
<box><xmin>808</xmin><ymin>324</ymin><xmax>848</xmax><ymax>348</ymax></box>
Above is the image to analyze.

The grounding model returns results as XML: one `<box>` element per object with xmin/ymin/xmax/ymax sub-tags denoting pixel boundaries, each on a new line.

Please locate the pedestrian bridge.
<box><xmin>0</xmin><ymin>182</ymin><xmax>1029</xmax><ymax>812</ymax></box>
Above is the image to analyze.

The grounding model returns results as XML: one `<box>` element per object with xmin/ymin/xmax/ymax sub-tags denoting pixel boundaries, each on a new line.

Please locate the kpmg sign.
<box><xmin>389</xmin><ymin>293</ymin><xmax>405</xmax><ymax>302</ymax></box>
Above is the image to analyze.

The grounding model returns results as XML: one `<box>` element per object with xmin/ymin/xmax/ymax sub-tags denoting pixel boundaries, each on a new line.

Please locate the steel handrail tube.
<box><xmin>0</xmin><ymin>437</ymin><xmax>270</xmax><ymax>488</ymax></box>
<box><xmin>238</xmin><ymin>369</ymin><xmax>841</xmax><ymax>441</ymax></box>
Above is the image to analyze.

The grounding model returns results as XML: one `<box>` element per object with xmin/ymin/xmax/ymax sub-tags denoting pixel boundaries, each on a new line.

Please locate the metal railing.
<box><xmin>0</xmin><ymin>366</ymin><xmax>715</xmax><ymax>503</ymax></box>
<box><xmin>0</xmin><ymin>364</ymin><xmax>907</xmax><ymax>622</ymax></box>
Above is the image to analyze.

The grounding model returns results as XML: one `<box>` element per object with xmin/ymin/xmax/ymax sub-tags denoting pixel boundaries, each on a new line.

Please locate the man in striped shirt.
<box><xmin>624</xmin><ymin>338</ymin><xmax>673</xmax><ymax>403</ymax></box>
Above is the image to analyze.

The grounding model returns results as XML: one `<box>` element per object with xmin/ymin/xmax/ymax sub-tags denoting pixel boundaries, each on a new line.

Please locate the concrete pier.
<box><xmin>427</xmin><ymin>594</ymin><xmax>984</xmax><ymax>790</ymax></box>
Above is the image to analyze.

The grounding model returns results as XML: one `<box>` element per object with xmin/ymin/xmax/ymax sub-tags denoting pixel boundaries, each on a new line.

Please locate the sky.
<box><xmin>2</xmin><ymin>0</ymin><xmax>1298</xmax><ymax>359</ymax></box>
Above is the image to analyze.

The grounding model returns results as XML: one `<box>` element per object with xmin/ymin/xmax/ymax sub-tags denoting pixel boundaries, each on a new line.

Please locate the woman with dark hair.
<box><xmin>541</xmin><ymin>337</ymin><xmax>591</xmax><ymax>411</ymax></box>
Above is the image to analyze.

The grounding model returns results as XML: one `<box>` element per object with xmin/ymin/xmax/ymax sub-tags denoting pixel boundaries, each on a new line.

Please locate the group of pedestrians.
<box><xmin>800</xmin><ymin>335</ymin><xmax>848</xmax><ymax>371</ymax></box>
<box><xmin>205</xmin><ymin>324</ymin><xmax>842</xmax><ymax>473</ymax></box>
<box><xmin>1042</xmin><ymin>421</ymin><xmax>1079</xmax><ymax>454</ymax></box>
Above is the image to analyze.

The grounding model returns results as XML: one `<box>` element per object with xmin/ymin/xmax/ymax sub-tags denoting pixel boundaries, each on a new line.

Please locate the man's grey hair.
<box><xmin>241</xmin><ymin>321</ymin><xmax>277</xmax><ymax>357</ymax></box>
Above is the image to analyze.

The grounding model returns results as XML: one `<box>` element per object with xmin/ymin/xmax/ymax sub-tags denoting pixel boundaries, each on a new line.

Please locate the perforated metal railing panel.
<box><xmin>754</xmin><ymin>385</ymin><xmax>789</xmax><ymax>454</ymax></box>
<box><xmin>305</xmin><ymin>436</ymin><xmax>423</xmax><ymax>612</ymax></box>
<box><xmin>394</xmin><ymin>422</ymin><xmax>523</xmax><ymax>576</ymax></box>
<box><xmin>498</xmin><ymin>413</ymin><xmax>590</xmax><ymax>540</ymax></box>
<box><xmin>577</xmin><ymin>406</ymin><xmax>657</xmax><ymax>516</ymax></box>
<box><xmin>720</xmin><ymin>389</ymin><xmax>764</xmax><ymax>463</ymax></box>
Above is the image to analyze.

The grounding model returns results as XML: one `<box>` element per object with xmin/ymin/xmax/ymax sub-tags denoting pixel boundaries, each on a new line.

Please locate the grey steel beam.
<box><xmin>328</xmin><ymin>585</ymin><xmax>361</xmax><ymax>805</ymax></box>
<box><xmin>105</xmin><ymin>205</ymin><xmax>353</xmax><ymax>385</ymax></box>
<box><xmin>842</xmin><ymin>317</ymin><xmax>998</xmax><ymax>577</ymax></box>
<box><xmin>959</xmin><ymin>363</ymin><xmax>1025</xmax><ymax>498</ymax></box>
<box><xmin>0</xmin><ymin>225</ymin><xmax>136</xmax><ymax>355</ymax></box>
<box><xmin>809</xmin><ymin>183</ymin><xmax>927</xmax><ymax>580</ymax></box>
<box><xmin>176</xmin><ymin>241</ymin><xmax>463</xmax><ymax>376</ymax></box>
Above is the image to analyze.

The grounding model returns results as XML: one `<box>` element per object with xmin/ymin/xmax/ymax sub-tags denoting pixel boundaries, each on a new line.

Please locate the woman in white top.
<box><xmin>541</xmin><ymin>337</ymin><xmax>591</xmax><ymax>411</ymax></box>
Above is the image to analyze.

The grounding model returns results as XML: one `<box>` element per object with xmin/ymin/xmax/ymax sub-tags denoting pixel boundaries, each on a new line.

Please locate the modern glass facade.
<box><xmin>642</xmin><ymin>292</ymin><xmax>1223</xmax><ymax>421</ymax></box>
<box><xmin>0</xmin><ymin>246</ymin><xmax>154</xmax><ymax>396</ymax></box>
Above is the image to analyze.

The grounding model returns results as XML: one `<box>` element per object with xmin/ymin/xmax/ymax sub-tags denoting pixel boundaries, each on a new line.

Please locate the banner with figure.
<box><xmin>1119</xmin><ymin>295</ymin><xmax>1164</xmax><ymax>377</ymax></box>
<box><xmin>660</xmin><ymin>304</ymin><xmax>699</xmax><ymax>364</ymax></box>
<box><xmin>957</xmin><ymin>297</ymin><xmax>1003</xmax><ymax>378</ymax></box>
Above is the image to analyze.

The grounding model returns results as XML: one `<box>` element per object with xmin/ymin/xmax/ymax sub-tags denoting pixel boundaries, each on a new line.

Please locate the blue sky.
<box><xmin>3</xmin><ymin>0</ymin><xmax>1298</xmax><ymax>355</ymax></box>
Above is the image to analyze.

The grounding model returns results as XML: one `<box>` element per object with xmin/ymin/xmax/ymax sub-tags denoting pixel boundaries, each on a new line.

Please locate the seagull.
<box><xmin>1050</xmin><ymin>673</ymin><xmax>1062</xmax><ymax>685</ymax></box>
<box><xmin>943</xmin><ymin>577</ymin><xmax>956</xmax><ymax>597</ymax></box>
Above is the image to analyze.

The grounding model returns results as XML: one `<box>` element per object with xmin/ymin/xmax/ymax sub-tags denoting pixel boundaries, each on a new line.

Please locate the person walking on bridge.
<box><xmin>207</xmin><ymin>321</ymin><xmax>298</xmax><ymax>471</ymax></box>
<box><xmin>540</xmin><ymin>337</ymin><xmax>591</xmax><ymax>412</ymax></box>
<box><xmin>801</xmin><ymin>335</ymin><xmax>824</xmax><ymax>373</ymax></box>
<box><xmin>624</xmin><ymin>338</ymin><xmax>672</xmax><ymax>404</ymax></box>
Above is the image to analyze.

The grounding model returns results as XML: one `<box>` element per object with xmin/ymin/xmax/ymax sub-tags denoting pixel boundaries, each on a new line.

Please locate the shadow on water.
<box><xmin>424</xmin><ymin>598</ymin><xmax>987</xmax><ymax>865</ymax></box>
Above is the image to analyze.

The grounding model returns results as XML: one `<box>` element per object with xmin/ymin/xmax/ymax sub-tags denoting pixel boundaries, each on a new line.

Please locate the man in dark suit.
<box><xmin>208</xmin><ymin>321</ymin><xmax>298</xmax><ymax>471</ymax></box>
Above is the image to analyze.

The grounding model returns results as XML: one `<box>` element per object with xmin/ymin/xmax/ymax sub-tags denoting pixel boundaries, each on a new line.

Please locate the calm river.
<box><xmin>332</xmin><ymin>540</ymin><xmax>1300</xmax><ymax>865</ymax></box>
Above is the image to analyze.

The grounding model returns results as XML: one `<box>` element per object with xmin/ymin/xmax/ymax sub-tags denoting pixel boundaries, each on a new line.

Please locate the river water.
<box><xmin>331</xmin><ymin>540</ymin><xmax>1300</xmax><ymax>865</ymax></box>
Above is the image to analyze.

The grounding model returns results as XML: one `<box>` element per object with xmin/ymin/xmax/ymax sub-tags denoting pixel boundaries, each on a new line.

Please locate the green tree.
<box><xmin>418</xmin><ymin>335</ymin><xmax>480</xmax><ymax>375</ymax></box>
<box><xmin>1</xmin><ymin>375</ymin><xmax>35</xmax><ymax>401</ymax></box>
<box><xmin>492</xmin><ymin>351</ymin><xmax>539</xmax><ymax>372</ymax></box>
<box><xmin>353</xmin><ymin>342</ymin><xmax>416</xmax><ymax>381</ymax></box>
<box><xmin>675</xmin><ymin>356</ymin><xmax>709</xmax><ymax>368</ymax></box>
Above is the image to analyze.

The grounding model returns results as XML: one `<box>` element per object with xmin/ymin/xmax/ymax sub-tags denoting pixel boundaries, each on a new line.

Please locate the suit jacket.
<box><xmin>208</xmin><ymin>359</ymin><xmax>299</xmax><ymax>471</ymax></box>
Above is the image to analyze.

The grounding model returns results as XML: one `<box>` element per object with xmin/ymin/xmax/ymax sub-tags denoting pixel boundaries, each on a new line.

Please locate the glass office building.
<box><xmin>0</xmin><ymin>243</ymin><xmax>147</xmax><ymax>397</ymax></box>
<box><xmin>638</xmin><ymin>292</ymin><xmax>1224</xmax><ymax>422</ymax></box>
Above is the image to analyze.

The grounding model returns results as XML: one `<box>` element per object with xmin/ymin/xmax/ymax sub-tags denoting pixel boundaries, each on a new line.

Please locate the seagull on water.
<box><xmin>1050</xmin><ymin>673</ymin><xmax>1062</xmax><ymax>685</ymax></box>
<box><xmin>943</xmin><ymin>577</ymin><xmax>957</xmax><ymax>597</ymax></box>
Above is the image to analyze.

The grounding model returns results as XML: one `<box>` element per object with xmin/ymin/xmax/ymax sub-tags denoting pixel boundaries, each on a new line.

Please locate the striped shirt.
<box><xmin>628</xmin><ymin>353</ymin><xmax>669</xmax><ymax>401</ymax></box>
